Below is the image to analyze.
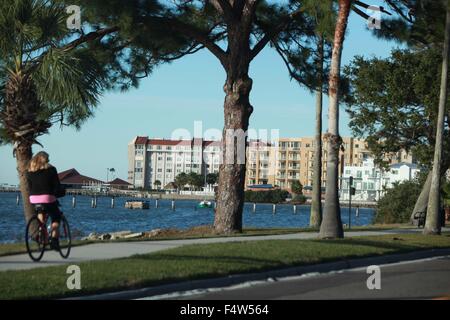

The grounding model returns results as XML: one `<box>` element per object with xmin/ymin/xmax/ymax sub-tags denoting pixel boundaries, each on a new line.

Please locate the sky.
<box><xmin>0</xmin><ymin>3</ymin><xmax>403</xmax><ymax>185</ymax></box>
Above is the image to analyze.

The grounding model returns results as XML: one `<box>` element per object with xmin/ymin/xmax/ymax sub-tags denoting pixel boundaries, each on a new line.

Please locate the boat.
<box><xmin>198</xmin><ymin>200</ymin><xmax>213</xmax><ymax>208</ymax></box>
<box><xmin>125</xmin><ymin>200</ymin><xmax>150</xmax><ymax>209</ymax></box>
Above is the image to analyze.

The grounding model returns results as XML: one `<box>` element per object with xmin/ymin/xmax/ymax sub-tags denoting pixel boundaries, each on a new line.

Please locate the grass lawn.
<box><xmin>0</xmin><ymin>233</ymin><xmax>449</xmax><ymax>299</ymax></box>
<box><xmin>0</xmin><ymin>223</ymin><xmax>414</xmax><ymax>257</ymax></box>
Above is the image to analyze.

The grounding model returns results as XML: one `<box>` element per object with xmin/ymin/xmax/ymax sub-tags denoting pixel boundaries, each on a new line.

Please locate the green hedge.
<box><xmin>245</xmin><ymin>189</ymin><xmax>290</xmax><ymax>204</ymax></box>
<box><xmin>291</xmin><ymin>194</ymin><xmax>307</xmax><ymax>204</ymax></box>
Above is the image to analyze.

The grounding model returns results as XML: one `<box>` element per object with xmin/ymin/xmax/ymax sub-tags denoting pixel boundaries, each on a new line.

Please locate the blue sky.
<box><xmin>0</xmin><ymin>4</ymin><xmax>402</xmax><ymax>185</ymax></box>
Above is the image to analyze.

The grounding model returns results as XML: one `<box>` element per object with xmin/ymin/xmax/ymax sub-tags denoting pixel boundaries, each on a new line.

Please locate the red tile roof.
<box><xmin>108</xmin><ymin>178</ymin><xmax>131</xmax><ymax>186</ymax></box>
<box><xmin>204</xmin><ymin>140</ymin><xmax>222</xmax><ymax>147</ymax></box>
<box><xmin>58</xmin><ymin>168</ymin><xmax>80</xmax><ymax>181</ymax></box>
<box><xmin>148</xmin><ymin>139</ymin><xmax>191</xmax><ymax>146</ymax></box>
<box><xmin>135</xmin><ymin>136</ymin><xmax>148</xmax><ymax>145</ymax></box>
<box><xmin>58</xmin><ymin>168</ymin><xmax>103</xmax><ymax>185</ymax></box>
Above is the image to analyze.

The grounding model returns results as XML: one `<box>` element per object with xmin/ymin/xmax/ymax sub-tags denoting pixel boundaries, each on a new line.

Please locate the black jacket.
<box><xmin>27</xmin><ymin>166</ymin><xmax>64</xmax><ymax>197</ymax></box>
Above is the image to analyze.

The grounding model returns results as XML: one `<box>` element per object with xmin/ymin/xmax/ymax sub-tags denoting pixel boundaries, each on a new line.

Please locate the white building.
<box><xmin>128</xmin><ymin>136</ymin><xmax>221</xmax><ymax>190</ymax></box>
<box><xmin>340</xmin><ymin>158</ymin><xmax>421</xmax><ymax>202</ymax></box>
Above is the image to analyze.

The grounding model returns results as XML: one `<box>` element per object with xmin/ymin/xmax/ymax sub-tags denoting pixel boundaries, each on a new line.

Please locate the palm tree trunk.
<box><xmin>319</xmin><ymin>0</ymin><xmax>351</xmax><ymax>239</ymax></box>
<box><xmin>310</xmin><ymin>36</ymin><xmax>324</xmax><ymax>228</ymax></box>
<box><xmin>2</xmin><ymin>73</ymin><xmax>44</xmax><ymax>225</ymax></box>
<box><xmin>424</xmin><ymin>0</ymin><xmax>450</xmax><ymax>235</ymax></box>
<box><xmin>15</xmin><ymin>142</ymin><xmax>34</xmax><ymax>223</ymax></box>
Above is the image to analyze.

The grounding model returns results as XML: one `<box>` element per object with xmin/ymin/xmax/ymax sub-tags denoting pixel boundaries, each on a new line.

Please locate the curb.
<box><xmin>67</xmin><ymin>248</ymin><xmax>450</xmax><ymax>300</ymax></box>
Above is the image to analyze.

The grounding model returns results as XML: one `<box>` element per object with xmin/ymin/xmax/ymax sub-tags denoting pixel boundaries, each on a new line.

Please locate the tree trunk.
<box><xmin>310</xmin><ymin>36</ymin><xmax>324</xmax><ymax>228</ymax></box>
<box><xmin>424</xmin><ymin>0</ymin><xmax>450</xmax><ymax>235</ymax></box>
<box><xmin>319</xmin><ymin>0</ymin><xmax>351</xmax><ymax>239</ymax></box>
<box><xmin>410</xmin><ymin>160</ymin><xmax>450</xmax><ymax>223</ymax></box>
<box><xmin>2</xmin><ymin>72</ymin><xmax>47</xmax><ymax>225</ymax></box>
<box><xmin>214</xmin><ymin>75</ymin><xmax>253</xmax><ymax>233</ymax></box>
<box><xmin>411</xmin><ymin>171</ymin><xmax>432</xmax><ymax>223</ymax></box>
<box><xmin>15</xmin><ymin>142</ymin><xmax>34</xmax><ymax>223</ymax></box>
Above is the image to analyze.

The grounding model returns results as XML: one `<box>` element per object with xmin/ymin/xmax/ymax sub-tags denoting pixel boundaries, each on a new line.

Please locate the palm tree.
<box><xmin>206</xmin><ymin>173</ymin><xmax>218</xmax><ymax>186</ymax></box>
<box><xmin>319</xmin><ymin>0</ymin><xmax>352</xmax><ymax>239</ymax></box>
<box><xmin>0</xmin><ymin>0</ymin><xmax>116</xmax><ymax>223</ymax></box>
<box><xmin>154</xmin><ymin>180</ymin><xmax>162</xmax><ymax>190</ymax></box>
<box><xmin>273</xmin><ymin>0</ymin><xmax>335</xmax><ymax>228</ymax></box>
<box><xmin>425</xmin><ymin>0</ymin><xmax>450</xmax><ymax>235</ymax></box>
<box><xmin>175</xmin><ymin>172</ymin><xmax>188</xmax><ymax>191</ymax></box>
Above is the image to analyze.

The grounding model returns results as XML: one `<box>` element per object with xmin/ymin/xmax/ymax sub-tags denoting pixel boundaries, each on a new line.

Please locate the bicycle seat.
<box><xmin>33</xmin><ymin>204</ymin><xmax>46</xmax><ymax>213</ymax></box>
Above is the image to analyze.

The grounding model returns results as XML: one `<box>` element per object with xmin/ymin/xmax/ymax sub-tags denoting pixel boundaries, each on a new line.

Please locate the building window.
<box><xmin>157</xmin><ymin>169</ymin><xmax>162</xmax><ymax>173</ymax></box>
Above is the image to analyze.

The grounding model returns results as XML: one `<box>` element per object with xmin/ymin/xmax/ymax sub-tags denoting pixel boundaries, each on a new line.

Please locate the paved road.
<box><xmin>0</xmin><ymin>228</ymin><xmax>447</xmax><ymax>272</ymax></box>
<box><xmin>177</xmin><ymin>256</ymin><xmax>450</xmax><ymax>300</ymax></box>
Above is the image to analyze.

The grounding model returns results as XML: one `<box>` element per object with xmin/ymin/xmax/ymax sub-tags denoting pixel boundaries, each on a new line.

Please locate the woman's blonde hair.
<box><xmin>28</xmin><ymin>151</ymin><xmax>51</xmax><ymax>172</ymax></box>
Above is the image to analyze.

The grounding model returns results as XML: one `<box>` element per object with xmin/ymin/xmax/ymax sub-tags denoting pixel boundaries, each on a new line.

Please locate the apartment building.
<box><xmin>245</xmin><ymin>136</ymin><xmax>413</xmax><ymax>192</ymax></box>
<box><xmin>129</xmin><ymin>135</ymin><xmax>414</xmax><ymax>192</ymax></box>
<box><xmin>246</xmin><ymin>140</ymin><xmax>275</xmax><ymax>186</ymax></box>
<box><xmin>340</xmin><ymin>158</ymin><xmax>421</xmax><ymax>201</ymax></box>
<box><xmin>246</xmin><ymin>136</ymin><xmax>369</xmax><ymax>190</ymax></box>
<box><xmin>128</xmin><ymin>136</ymin><xmax>221</xmax><ymax>189</ymax></box>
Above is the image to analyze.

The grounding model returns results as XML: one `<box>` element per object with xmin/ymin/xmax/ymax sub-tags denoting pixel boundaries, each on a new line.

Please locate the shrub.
<box><xmin>291</xmin><ymin>194</ymin><xmax>307</xmax><ymax>204</ymax></box>
<box><xmin>374</xmin><ymin>180</ymin><xmax>422</xmax><ymax>224</ymax></box>
<box><xmin>245</xmin><ymin>189</ymin><xmax>289</xmax><ymax>203</ymax></box>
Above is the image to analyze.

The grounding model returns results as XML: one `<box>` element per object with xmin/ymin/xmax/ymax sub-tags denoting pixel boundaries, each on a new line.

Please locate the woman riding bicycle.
<box><xmin>27</xmin><ymin>151</ymin><xmax>64</xmax><ymax>251</ymax></box>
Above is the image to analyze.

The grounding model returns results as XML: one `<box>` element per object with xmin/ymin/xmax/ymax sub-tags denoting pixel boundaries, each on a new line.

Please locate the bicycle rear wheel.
<box><xmin>59</xmin><ymin>215</ymin><xmax>71</xmax><ymax>259</ymax></box>
<box><xmin>25</xmin><ymin>216</ymin><xmax>46</xmax><ymax>262</ymax></box>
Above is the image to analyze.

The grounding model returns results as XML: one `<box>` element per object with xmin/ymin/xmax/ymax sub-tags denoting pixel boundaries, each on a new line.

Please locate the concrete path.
<box><xmin>0</xmin><ymin>228</ymin><xmax>447</xmax><ymax>272</ymax></box>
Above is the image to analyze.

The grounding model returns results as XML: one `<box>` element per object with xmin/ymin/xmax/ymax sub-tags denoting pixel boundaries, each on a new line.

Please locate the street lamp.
<box><xmin>348</xmin><ymin>176</ymin><xmax>356</xmax><ymax>229</ymax></box>
<box><xmin>106</xmin><ymin>168</ymin><xmax>115</xmax><ymax>184</ymax></box>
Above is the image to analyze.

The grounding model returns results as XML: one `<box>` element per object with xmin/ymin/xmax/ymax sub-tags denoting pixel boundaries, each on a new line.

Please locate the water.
<box><xmin>0</xmin><ymin>192</ymin><xmax>375</xmax><ymax>243</ymax></box>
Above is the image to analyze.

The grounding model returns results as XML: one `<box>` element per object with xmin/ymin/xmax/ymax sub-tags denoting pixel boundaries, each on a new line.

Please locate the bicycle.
<box><xmin>25</xmin><ymin>204</ymin><xmax>71</xmax><ymax>262</ymax></box>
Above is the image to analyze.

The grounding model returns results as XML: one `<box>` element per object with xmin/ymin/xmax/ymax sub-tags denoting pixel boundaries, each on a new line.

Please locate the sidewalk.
<box><xmin>1</xmin><ymin>228</ymin><xmax>445</xmax><ymax>272</ymax></box>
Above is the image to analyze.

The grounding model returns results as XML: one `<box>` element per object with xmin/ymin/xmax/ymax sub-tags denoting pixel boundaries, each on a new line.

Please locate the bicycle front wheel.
<box><xmin>59</xmin><ymin>215</ymin><xmax>71</xmax><ymax>259</ymax></box>
<box><xmin>25</xmin><ymin>216</ymin><xmax>46</xmax><ymax>262</ymax></box>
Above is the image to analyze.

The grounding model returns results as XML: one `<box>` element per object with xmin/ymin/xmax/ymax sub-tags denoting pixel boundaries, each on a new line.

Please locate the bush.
<box><xmin>245</xmin><ymin>189</ymin><xmax>289</xmax><ymax>203</ymax></box>
<box><xmin>374</xmin><ymin>180</ymin><xmax>422</xmax><ymax>224</ymax></box>
<box><xmin>291</xmin><ymin>194</ymin><xmax>307</xmax><ymax>204</ymax></box>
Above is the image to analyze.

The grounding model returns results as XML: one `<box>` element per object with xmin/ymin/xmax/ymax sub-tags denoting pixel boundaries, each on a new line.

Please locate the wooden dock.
<box><xmin>124</xmin><ymin>200</ymin><xmax>150</xmax><ymax>209</ymax></box>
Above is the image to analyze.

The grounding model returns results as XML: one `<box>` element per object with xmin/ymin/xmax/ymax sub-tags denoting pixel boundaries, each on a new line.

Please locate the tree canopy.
<box><xmin>345</xmin><ymin>48</ymin><xmax>450</xmax><ymax>169</ymax></box>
